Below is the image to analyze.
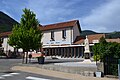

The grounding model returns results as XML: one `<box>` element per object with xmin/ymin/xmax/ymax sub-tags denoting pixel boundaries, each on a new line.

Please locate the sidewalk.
<box><xmin>12</xmin><ymin>66</ymin><xmax>118</xmax><ymax>80</ymax></box>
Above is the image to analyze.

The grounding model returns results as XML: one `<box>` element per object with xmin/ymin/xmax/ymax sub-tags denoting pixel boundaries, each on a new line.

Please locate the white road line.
<box><xmin>1</xmin><ymin>72</ymin><xmax>20</xmax><ymax>77</ymax></box>
<box><xmin>10</xmin><ymin>72</ymin><xmax>20</xmax><ymax>75</ymax></box>
<box><xmin>1</xmin><ymin>74</ymin><xmax>13</xmax><ymax>77</ymax></box>
<box><xmin>26</xmin><ymin>76</ymin><xmax>51</xmax><ymax>80</ymax></box>
<box><xmin>0</xmin><ymin>76</ymin><xmax>5</xmax><ymax>79</ymax></box>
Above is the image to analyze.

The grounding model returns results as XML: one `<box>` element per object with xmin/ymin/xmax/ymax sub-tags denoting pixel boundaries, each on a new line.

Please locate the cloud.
<box><xmin>27</xmin><ymin>0</ymin><xmax>80</xmax><ymax>24</ymax></box>
<box><xmin>0</xmin><ymin>0</ymin><xmax>28</xmax><ymax>22</ymax></box>
<box><xmin>81</xmin><ymin>0</ymin><xmax>120</xmax><ymax>32</ymax></box>
<box><xmin>1</xmin><ymin>0</ymin><xmax>120</xmax><ymax>32</ymax></box>
<box><xmin>1</xmin><ymin>0</ymin><xmax>84</xmax><ymax>24</ymax></box>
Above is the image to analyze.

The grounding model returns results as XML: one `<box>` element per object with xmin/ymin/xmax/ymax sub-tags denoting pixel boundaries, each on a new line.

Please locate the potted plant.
<box><xmin>95</xmin><ymin>71</ymin><xmax>102</xmax><ymax>77</ymax></box>
<box><xmin>93</xmin><ymin>54</ymin><xmax>102</xmax><ymax>77</ymax></box>
<box><xmin>37</xmin><ymin>52</ymin><xmax>45</xmax><ymax>64</ymax></box>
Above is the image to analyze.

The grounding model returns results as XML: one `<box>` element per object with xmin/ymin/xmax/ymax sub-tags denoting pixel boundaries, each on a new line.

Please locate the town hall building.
<box><xmin>1</xmin><ymin>20</ymin><xmax>115</xmax><ymax>58</ymax></box>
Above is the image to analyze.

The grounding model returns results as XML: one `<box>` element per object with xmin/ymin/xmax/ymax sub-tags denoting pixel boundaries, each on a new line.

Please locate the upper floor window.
<box><xmin>51</xmin><ymin>31</ymin><xmax>54</xmax><ymax>41</ymax></box>
<box><xmin>62</xmin><ymin>29</ymin><xmax>66</xmax><ymax>39</ymax></box>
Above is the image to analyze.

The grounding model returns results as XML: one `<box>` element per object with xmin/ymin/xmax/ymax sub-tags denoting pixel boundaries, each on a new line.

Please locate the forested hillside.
<box><xmin>0</xmin><ymin>11</ymin><xmax>18</xmax><ymax>33</ymax></box>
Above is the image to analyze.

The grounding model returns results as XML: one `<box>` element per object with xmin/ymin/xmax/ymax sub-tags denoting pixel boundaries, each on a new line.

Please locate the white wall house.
<box><xmin>40</xmin><ymin>20</ymin><xmax>81</xmax><ymax>47</ymax></box>
<box><xmin>0</xmin><ymin>20</ymin><xmax>81</xmax><ymax>56</ymax></box>
<box><xmin>0</xmin><ymin>32</ymin><xmax>13</xmax><ymax>53</ymax></box>
<box><xmin>2</xmin><ymin>37</ymin><xmax>14</xmax><ymax>52</ymax></box>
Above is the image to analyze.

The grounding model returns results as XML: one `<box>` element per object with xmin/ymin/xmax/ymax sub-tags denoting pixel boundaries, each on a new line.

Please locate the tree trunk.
<box><xmin>25</xmin><ymin>52</ymin><xmax>28</xmax><ymax>64</ymax></box>
<box><xmin>22</xmin><ymin>51</ymin><xmax>25</xmax><ymax>64</ymax></box>
<box><xmin>22</xmin><ymin>54</ymin><xmax>24</xmax><ymax>63</ymax></box>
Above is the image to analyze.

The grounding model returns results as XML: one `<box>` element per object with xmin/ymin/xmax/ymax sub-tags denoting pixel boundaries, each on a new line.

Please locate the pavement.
<box><xmin>11</xmin><ymin>58</ymin><xmax>118</xmax><ymax>80</ymax></box>
<box><xmin>12</xmin><ymin>66</ymin><xmax>117</xmax><ymax>80</ymax></box>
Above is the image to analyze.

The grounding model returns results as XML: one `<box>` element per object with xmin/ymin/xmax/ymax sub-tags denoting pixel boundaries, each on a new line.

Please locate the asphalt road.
<box><xmin>0</xmin><ymin>71</ymin><xmax>69</xmax><ymax>80</ymax></box>
<box><xmin>0</xmin><ymin>59</ymin><xmax>22</xmax><ymax>72</ymax></box>
<box><xmin>0</xmin><ymin>59</ymin><xmax>69</xmax><ymax>80</ymax></box>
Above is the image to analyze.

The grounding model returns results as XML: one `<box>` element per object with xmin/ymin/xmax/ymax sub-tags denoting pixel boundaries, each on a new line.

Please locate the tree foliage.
<box><xmin>92</xmin><ymin>37</ymin><xmax>120</xmax><ymax>61</ymax></box>
<box><xmin>0</xmin><ymin>39</ymin><xmax>2</xmax><ymax>47</ymax></box>
<box><xmin>8</xmin><ymin>8</ymin><xmax>43</xmax><ymax>63</ymax></box>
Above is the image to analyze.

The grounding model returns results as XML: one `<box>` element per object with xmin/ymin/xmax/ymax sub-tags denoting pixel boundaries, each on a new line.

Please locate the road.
<box><xmin>0</xmin><ymin>71</ymin><xmax>68</xmax><ymax>80</ymax></box>
<box><xmin>0</xmin><ymin>59</ymin><xmax>21</xmax><ymax>72</ymax></box>
<box><xmin>0</xmin><ymin>59</ymin><xmax>68</xmax><ymax>80</ymax></box>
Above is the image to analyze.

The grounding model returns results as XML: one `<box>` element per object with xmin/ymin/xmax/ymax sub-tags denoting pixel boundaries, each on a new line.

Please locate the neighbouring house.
<box><xmin>0</xmin><ymin>32</ymin><xmax>14</xmax><ymax>55</ymax></box>
<box><xmin>74</xmin><ymin>34</ymin><xmax>105</xmax><ymax>45</ymax></box>
<box><xmin>74</xmin><ymin>34</ymin><xmax>120</xmax><ymax>44</ymax></box>
<box><xmin>106</xmin><ymin>38</ymin><xmax>120</xmax><ymax>43</ymax></box>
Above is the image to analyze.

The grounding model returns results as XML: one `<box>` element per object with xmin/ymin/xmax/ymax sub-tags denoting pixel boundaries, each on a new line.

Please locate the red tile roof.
<box><xmin>74</xmin><ymin>39</ymin><xmax>84</xmax><ymax>44</ymax></box>
<box><xmin>73</xmin><ymin>36</ymin><xmax>85</xmax><ymax>44</ymax></box>
<box><xmin>106</xmin><ymin>38</ymin><xmax>120</xmax><ymax>43</ymax></box>
<box><xmin>0</xmin><ymin>20</ymin><xmax>81</xmax><ymax>37</ymax></box>
<box><xmin>39</xmin><ymin>20</ymin><xmax>81</xmax><ymax>31</ymax></box>
<box><xmin>87</xmin><ymin>34</ymin><xmax>105</xmax><ymax>43</ymax></box>
<box><xmin>74</xmin><ymin>34</ymin><xmax>105</xmax><ymax>44</ymax></box>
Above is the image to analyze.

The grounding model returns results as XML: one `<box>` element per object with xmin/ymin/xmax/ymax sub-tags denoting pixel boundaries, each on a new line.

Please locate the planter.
<box><xmin>95</xmin><ymin>71</ymin><xmax>102</xmax><ymax>77</ymax></box>
<box><xmin>38</xmin><ymin>57</ymin><xmax>45</xmax><ymax>64</ymax></box>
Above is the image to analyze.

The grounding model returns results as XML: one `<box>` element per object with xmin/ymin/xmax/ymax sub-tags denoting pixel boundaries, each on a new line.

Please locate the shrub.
<box><xmin>93</xmin><ymin>54</ymin><xmax>100</xmax><ymax>61</ymax></box>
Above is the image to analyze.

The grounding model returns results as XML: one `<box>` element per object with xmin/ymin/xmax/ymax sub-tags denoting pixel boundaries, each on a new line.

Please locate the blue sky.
<box><xmin>0</xmin><ymin>0</ymin><xmax>120</xmax><ymax>32</ymax></box>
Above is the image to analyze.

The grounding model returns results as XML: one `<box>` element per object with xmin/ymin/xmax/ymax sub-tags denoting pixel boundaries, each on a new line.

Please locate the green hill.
<box><xmin>0</xmin><ymin>11</ymin><xmax>18</xmax><ymax>33</ymax></box>
<box><xmin>81</xmin><ymin>30</ymin><xmax>120</xmax><ymax>39</ymax></box>
<box><xmin>81</xmin><ymin>30</ymin><xmax>97</xmax><ymax>36</ymax></box>
<box><xmin>105</xmin><ymin>31</ymin><xmax>120</xmax><ymax>39</ymax></box>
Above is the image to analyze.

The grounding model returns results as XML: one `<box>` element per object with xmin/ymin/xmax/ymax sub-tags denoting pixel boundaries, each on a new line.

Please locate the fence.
<box><xmin>104</xmin><ymin>57</ymin><xmax>118</xmax><ymax>76</ymax></box>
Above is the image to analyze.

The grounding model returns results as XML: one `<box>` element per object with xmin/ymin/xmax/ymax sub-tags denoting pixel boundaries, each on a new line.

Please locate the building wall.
<box><xmin>41</xmin><ymin>31</ymin><xmax>51</xmax><ymax>44</ymax></box>
<box><xmin>43</xmin><ymin>46</ymin><xmax>84</xmax><ymax>58</ymax></box>
<box><xmin>42</xmin><ymin>27</ymin><xmax>73</xmax><ymax>46</ymax></box>
<box><xmin>73</xmin><ymin>24</ymin><xmax>80</xmax><ymax>42</ymax></box>
<box><xmin>1</xmin><ymin>26</ymin><xmax>80</xmax><ymax>53</ymax></box>
<box><xmin>2</xmin><ymin>37</ymin><xmax>14</xmax><ymax>53</ymax></box>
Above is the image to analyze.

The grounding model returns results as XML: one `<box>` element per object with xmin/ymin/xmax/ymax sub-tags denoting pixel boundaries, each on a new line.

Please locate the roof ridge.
<box><xmin>43</xmin><ymin>20</ymin><xmax>78</xmax><ymax>26</ymax></box>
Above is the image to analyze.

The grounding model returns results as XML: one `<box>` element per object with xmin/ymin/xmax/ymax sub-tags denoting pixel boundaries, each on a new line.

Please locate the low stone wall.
<box><xmin>19</xmin><ymin>58</ymin><xmax>98</xmax><ymax>77</ymax></box>
<box><xmin>23</xmin><ymin>64</ymin><xmax>97</xmax><ymax>77</ymax></box>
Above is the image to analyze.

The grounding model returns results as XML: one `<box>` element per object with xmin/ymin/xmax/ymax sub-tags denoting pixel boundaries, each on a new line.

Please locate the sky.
<box><xmin>0</xmin><ymin>0</ymin><xmax>120</xmax><ymax>32</ymax></box>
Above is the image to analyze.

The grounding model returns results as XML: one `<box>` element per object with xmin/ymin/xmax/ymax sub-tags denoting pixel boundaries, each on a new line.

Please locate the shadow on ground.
<box><xmin>29</xmin><ymin>58</ymin><xmax>83</xmax><ymax>64</ymax></box>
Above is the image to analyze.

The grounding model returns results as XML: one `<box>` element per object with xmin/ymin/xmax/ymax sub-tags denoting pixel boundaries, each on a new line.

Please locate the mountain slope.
<box><xmin>81</xmin><ymin>30</ymin><xmax>120</xmax><ymax>39</ymax></box>
<box><xmin>0</xmin><ymin>11</ymin><xmax>18</xmax><ymax>33</ymax></box>
<box><xmin>81</xmin><ymin>30</ymin><xmax>97</xmax><ymax>36</ymax></box>
<box><xmin>105</xmin><ymin>31</ymin><xmax>120</xmax><ymax>39</ymax></box>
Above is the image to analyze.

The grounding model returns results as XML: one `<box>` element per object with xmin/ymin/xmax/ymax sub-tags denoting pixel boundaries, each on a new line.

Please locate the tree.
<box><xmin>92</xmin><ymin>37</ymin><xmax>107</xmax><ymax>61</ymax></box>
<box><xmin>8</xmin><ymin>8</ymin><xmax>43</xmax><ymax>63</ymax></box>
<box><xmin>92</xmin><ymin>43</ymin><xmax>100</xmax><ymax>61</ymax></box>
<box><xmin>0</xmin><ymin>38</ymin><xmax>3</xmax><ymax>55</ymax></box>
<box><xmin>99</xmin><ymin>36</ymin><xmax>107</xmax><ymax>44</ymax></box>
<box><xmin>0</xmin><ymin>38</ymin><xmax>2</xmax><ymax>47</ymax></box>
<box><xmin>92</xmin><ymin>37</ymin><xmax>120</xmax><ymax>76</ymax></box>
<box><xmin>92</xmin><ymin>37</ymin><xmax>120</xmax><ymax>61</ymax></box>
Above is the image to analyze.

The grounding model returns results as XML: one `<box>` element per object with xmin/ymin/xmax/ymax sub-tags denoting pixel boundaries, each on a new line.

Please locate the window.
<box><xmin>51</xmin><ymin>31</ymin><xmax>54</xmax><ymax>40</ymax></box>
<box><xmin>62</xmin><ymin>29</ymin><xmax>66</xmax><ymax>39</ymax></box>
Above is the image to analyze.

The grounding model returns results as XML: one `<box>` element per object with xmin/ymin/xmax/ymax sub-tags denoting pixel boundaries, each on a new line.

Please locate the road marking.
<box><xmin>26</xmin><ymin>76</ymin><xmax>51</xmax><ymax>80</ymax></box>
<box><xmin>1</xmin><ymin>74</ymin><xmax>13</xmax><ymax>77</ymax></box>
<box><xmin>0</xmin><ymin>76</ymin><xmax>5</xmax><ymax>79</ymax></box>
<box><xmin>10</xmin><ymin>72</ymin><xmax>20</xmax><ymax>75</ymax></box>
<box><xmin>1</xmin><ymin>72</ymin><xmax>20</xmax><ymax>77</ymax></box>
